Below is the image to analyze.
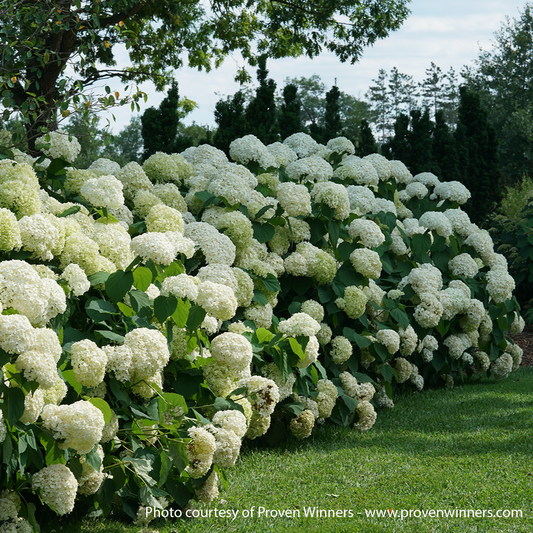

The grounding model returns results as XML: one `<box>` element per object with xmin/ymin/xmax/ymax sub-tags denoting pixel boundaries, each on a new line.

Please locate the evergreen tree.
<box><xmin>432</xmin><ymin>110</ymin><xmax>459</xmax><ymax>180</ymax></box>
<box><xmin>356</xmin><ymin>119</ymin><xmax>378</xmax><ymax>156</ymax></box>
<box><xmin>367</xmin><ymin>68</ymin><xmax>391</xmax><ymax>143</ymax></box>
<box><xmin>64</xmin><ymin>112</ymin><xmax>106</xmax><ymax>169</ymax></box>
<box><xmin>323</xmin><ymin>84</ymin><xmax>342</xmax><ymax>141</ymax></box>
<box><xmin>213</xmin><ymin>91</ymin><xmax>248</xmax><ymax>155</ymax></box>
<box><xmin>245</xmin><ymin>55</ymin><xmax>278</xmax><ymax>144</ymax></box>
<box><xmin>141</xmin><ymin>81</ymin><xmax>181</xmax><ymax>160</ymax></box>
<box><xmin>279</xmin><ymin>84</ymin><xmax>303</xmax><ymax>140</ymax></box>
<box><xmin>386</xmin><ymin>113</ymin><xmax>411</xmax><ymax>162</ymax></box>
<box><xmin>454</xmin><ymin>86</ymin><xmax>502</xmax><ymax>224</ymax></box>
<box><xmin>408</xmin><ymin>109</ymin><xmax>433</xmax><ymax>175</ymax></box>
<box><xmin>420</xmin><ymin>62</ymin><xmax>445</xmax><ymax>119</ymax></box>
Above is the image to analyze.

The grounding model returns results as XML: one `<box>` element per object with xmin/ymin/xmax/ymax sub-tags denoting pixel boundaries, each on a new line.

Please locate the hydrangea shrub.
<box><xmin>0</xmin><ymin>129</ymin><xmax>524</xmax><ymax>530</ymax></box>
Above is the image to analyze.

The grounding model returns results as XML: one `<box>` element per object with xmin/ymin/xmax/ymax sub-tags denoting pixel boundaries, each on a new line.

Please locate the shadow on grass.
<box><xmin>241</xmin><ymin>367</ymin><xmax>533</xmax><ymax>459</ymax></box>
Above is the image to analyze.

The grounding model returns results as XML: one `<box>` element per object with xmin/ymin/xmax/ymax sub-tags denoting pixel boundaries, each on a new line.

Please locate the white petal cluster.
<box><xmin>60</xmin><ymin>263</ymin><xmax>90</xmax><ymax>296</ymax></box>
<box><xmin>311</xmin><ymin>181</ymin><xmax>350</xmax><ymax>219</ymax></box>
<box><xmin>276</xmin><ymin>182</ymin><xmax>312</xmax><ymax>217</ymax></box>
<box><xmin>185</xmin><ymin>426</ymin><xmax>216</xmax><ymax>478</ymax></box>
<box><xmin>36</xmin><ymin>131</ymin><xmax>81</xmax><ymax>163</ymax></box>
<box><xmin>230</xmin><ymin>134</ymin><xmax>277</xmax><ymax>169</ymax></box>
<box><xmin>70</xmin><ymin>339</ymin><xmax>108</xmax><ymax>388</ymax></box>
<box><xmin>432</xmin><ymin>181</ymin><xmax>471</xmax><ymax>204</ymax></box>
<box><xmin>348</xmin><ymin>219</ymin><xmax>385</xmax><ymax>248</ymax></box>
<box><xmin>286</xmin><ymin>156</ymin><xmax>333</xmax><ymax>183</ymax></box>
<box><xmin>349</xmin><ymin>248</ymin><xmax>382</xmax><ymax>279</ymax></box>
<box><xmin>41</xmin><ymin>400</ymin><xmax>105</xmax><ymax>454</ymax></box>
<box><xmin>278</xmin><ymin>312</ymin><xmax>320</xmax><ymax>337</ymax></box>
<box><xmin>283</xmin><ymin>132</ymin><xmax>320</xmax><ymax>158</ymax></box>
<box><xmin>80</xmin><ymin>175</ymin><xmax>124</xmax><ymax>209</ymax></box>
<box><xmin>334</xmin><ymin>157</ymin><xmax>378</xmax><ymax>187</ymax></box>
<box><xmin>448</xmin><ymin>253</ymin><xmax>480</xmax><ymax>278</ymax></box>
<box><xmin>329</xmin><ymin>336</ymin><xmax>353</xmax><ymax>365</ymax></box>
<box><xmin>32</xmin><ymin>464</ymin><xmax>78</xmax><ymax>515</ymax></box>
<box><xmin>196</xmin><ymin>281</ymin><xmax>238</xmax><ymax>321</ymax></box>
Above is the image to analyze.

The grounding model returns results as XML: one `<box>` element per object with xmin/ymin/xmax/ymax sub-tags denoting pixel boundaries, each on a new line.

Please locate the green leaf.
<box><xmin>252</xmin><ymin>221</ymin><xmax>275</xmax><ymax>243</ymax></box>
<box><xmin>124</xmin><ymin>457</ymin><xmax>157</xmax><ymax>487</ymax></box>
<box><xmin>352</xmin><ymin>372</ymin><xmax>374</xmax><ymax>383</ymax></box>
<box><xmin>5</xmin><ymin>386</ymin><xmax>25</xmax><ymax>426</ymax></box>
<box><xmin>154</xmin><ymin>295</ymin><xmax>178</xmax><ymax>323</ymax></box>
<box><xmin>186</xmin><ymin>305</ymin><xmax>206</xmax><ymax>332</ymax></box>
<box><xmin>252</xmin><ymin>289</ymin><xmax>268</xmax><ymax>306</ymax></box>
<box><xmin>87</xmin><ymin>398</ymin><xmax>113</xmax><ymax>424</ymax></box>
<box><xmin>172</xmin><ymin>299</ymin><xmax>191</xmax><ymax>328</ymax></box>
<box><xmin>256</xmin><ymin>328</ymin><xmax>273</xmax><ymax>344</ymax></box>
<box><xmin>328</xmin><ymin>219</ymin><xmax>340</xmax><ymax>246</ymax></box>
<box><xmin>85</xmin><ymin>444</ymin><xmax>102</xmax><ymax>471</ymax></box>
<box><xmin>105</xmin><ymin>270</ymin><xmax>134</xmax><ymax>304</ymax></box>
<box><xmin>263</xmin><ymin>273</ymin><xmax>281</xmax><ymax>292</ymax></box>
<box><xmin>85</xmin><ymin>298</ymin><xmax>117</xmax><ymax>323</ymax></box>
<box><xmin>57</xmin><ymin>205</ymin><xmax>81</xmax><ymax>218</ymax></box>
<box><xmin>343</xmin><ymin>328</ymin><xmax>372</xmax><ymax>349</ymax></box>
<box><xmin>341</xmin><ymin>394</ymin><xmax>358</xmax><ymax>412</ymax></box>
<box><xmin>133</xmin><ymin>266</ymin><xmax>153</xmax><ymax>292</ymax></box>
<box><xmin>380</xmin><ymin>364</ymin><xmax>396</xmax><ymax>381</ymax></box>
<box><xmin>288</xmin><ymin>337</ymin><xmax>306</xmax><ymax>360</ymax></box>
<box><xmin>390</xmin><ymin>308</ymin><xmax>410</xmax><ymax>330</ymax></box>
<box><xmin>62</xmin><ymin>370</ymin><xmax>83</xmax><ymax>395</ymax></box>
<box><xmin>88</xmin><ymin>271</ymin><xmax>110</xmax><ymax>286</ymax></box>
<box><xmin>411</xmin><ymin>233</ymin><xmax>432</xmax><ymax>261</ymax></box>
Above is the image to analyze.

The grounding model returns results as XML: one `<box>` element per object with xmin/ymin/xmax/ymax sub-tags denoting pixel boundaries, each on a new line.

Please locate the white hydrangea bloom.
<box><xmin>334</xmin><ymin>157</ymin><xmax>379</xmax><ymax>187</ymax></box>
<box><xmin>196</xmin><ymin>281</ymin><xmax>238</xmax><ymax>321</ymax></box>
<box><xmin>266</xmin><ymin>141</ymin><xmax>298</xmax><ymax>167</ymax></box>
<box><xmin>276</xmin><ymin>182</ymin><xmax>312</xmax><ymax>217</ymax></box>
<box><xmin>485</xmin><ymin>268</ymin><xmax>515</xmax><ymax>303</ymax></box>
<box><xmin>185</xmin><ymin>222</ymin><xmax>236</xmax><ymax>265</ymax></box>
<box><xmin>80</xmin><ymin>175</ymin><xmax>124</xmax><ymax>209</ymax></box>
<box><xmin>363</xmin><ymin>153</ymin><xmax>392</xmax><ymax>181</ymax></box>
<box><xmin>326</xmin><ymin>136</ymin><xmax>355</xmax><ymax>155</ymax></box>
<box><xmin>70</xmin><ymin>339</ymin><xmax>108</xmax><ymax>388</ymax></box>
<box><xmin>185</xmin><ymin>426</ymin><xmax>216</xmax><ymax>478</ymax></box>
<box><xmin>60</xmin><ymin>263</ymin><xmax>90</xmax><ymax>296</ymax></box>
<box><xmin>348</xmin><ymin>218</ymin><xmax>385</xmax><ymax>248</ymax></box>
<box><xmin>35</xmin><ymin>131</ymin><xmax>81</xmax><ymax>163</ymax></box>
<box><xmin>32</xmin><ymin>464</ymin><xmax>78</xmax><ymax>515</ymax></box>
<box><xmin>330</xmin><ymin>336</ymin><xmax>353</xmax><ymax>364</ymax></box>
<box><xmin>41</xmin><ymin>400</ymin><xmax>105</xmax><ymax>454</ymax></box>
<box><xmin>278</xmin><ymin>312</ymin><xmax>320</xmax><ymax>337</ymax></box>
<box><xmin>376</xmin><ymin>329</ymin><xmax>401</xmax><ymax>355</ymax></box>
<box><xmin>418</xmin><ymin>211</ymin><xmax>453</xmax><ymax>237</ymax></box>
<box><xmin>212</xmin><ymin>410</ymin><xmax>248</xmax><ymax>439</ymax></box>
<box><xmin>390</xmin><ymin>160</ymin><xmax>414</xmax><ymax>184</ymax></box>
<box><xmin>286</xmin><ymin>155</ymin><xmax>333</xmax><ymax>183</ymax></box>
<box><xmin>130</xmin><ymin>232</ymin><xmax>177</xmax><ymax>265</ymax></box>
<box><xmin>230</xmin><ymin>134</ymin><xmax>277</xmax><ymax>169</ymax></box>
<box><xmin>124</xmin><ymin>328</ymin><xmax>170</xmax><ymax>381</ymax></box>
<box><xmin>349</xmin><ymin>248</ymin><xmax>382</xmax><ymax>279</ymax></box>
<box><xmin>491</xmin><ymin>353</ymin><xmax>513</xmax><ymax>380</ymax></box>
<box><xmin>413</xmin><ymin>172</ymin><xmax>440</xmax><ymax>187</ymax></box>
<box><xmin>161</xmin><ymin>273</ymin><xmax>199</xmax><ymax>301</ymax></box>
<box><xmin>432</xmin><ymin>181</ymin><xmax>471</xmax><ymax>204</ymax></box>
<box><xmin>283</xmin><ymin>132</ymin><xmax>320</xmax><ymax>157</ymax></box>
<box><xmin>448</xmin><ymin>253</ymin><xmax>480</xmax><ymax>278</ymax></box>
<box><xmin>238</xmin><ymin>375</ymin><xmax>280</xmax><ymax>417</ymax></box>
<box><xmin>311</xmin><ymin>181</ymin><xmax>350</xmax><ymax>219</ymax></box>
<box><xmin>346</xmin><ymin>185</ymin><xmax>376</xmax><ymax>214</ymax></box>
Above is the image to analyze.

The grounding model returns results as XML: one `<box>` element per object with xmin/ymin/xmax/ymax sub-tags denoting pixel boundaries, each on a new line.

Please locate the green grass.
<box><xmin>43</xmin><ymin>368</ymin><xmax>533</xmax><ymax>533</ymax></box>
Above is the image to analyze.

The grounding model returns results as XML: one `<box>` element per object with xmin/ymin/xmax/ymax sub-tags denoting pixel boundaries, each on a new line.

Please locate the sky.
<box><xmin>99</xmin><ymin>0</ymin><xmax>528</xmax><ymax>132</ymax></box>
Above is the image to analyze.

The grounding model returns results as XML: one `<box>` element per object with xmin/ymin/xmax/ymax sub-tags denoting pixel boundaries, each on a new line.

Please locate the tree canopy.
<box><xmin>0</xmin><ymin>0</ymin><xmax>411</xmax><ymax>151</ymax></box>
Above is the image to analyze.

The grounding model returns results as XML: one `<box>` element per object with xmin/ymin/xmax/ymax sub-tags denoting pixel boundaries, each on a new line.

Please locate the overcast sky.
<box><xmin>99</xmin><ymin>0</ymin><xmax>528</xmax><ymax>132</ymax></box>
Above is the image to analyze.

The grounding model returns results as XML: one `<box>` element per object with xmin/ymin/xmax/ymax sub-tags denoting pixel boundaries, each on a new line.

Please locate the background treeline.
<box><xmin>4</xmin><ymin>5</ymin><xmax>531</xmax><ymax>227</ymax></box>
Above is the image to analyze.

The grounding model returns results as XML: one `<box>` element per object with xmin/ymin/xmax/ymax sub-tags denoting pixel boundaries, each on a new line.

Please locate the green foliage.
<box><xmin>0</xmin><ymin>0</ymin><xmax>411</xmax><ymax>152</ymax></box>
<box><xmin>455</xmin><ymin>86</ymin><xmax>502</xmax><ymax>225</ymax></box>
<box><xmin>278</xmin><ymin>84</ymin><xmax>303</xmax><ymax>140</ymax></box>
<box><xmin>465</xmin><ymin>3</ymin><xmax>533</xmax><ymax>185</ymax></box>
<box><xmin>213</xmin><ymin>92</ymin><xmax>248</xmax><ymax>155</ymax></box>
<box><xmin>245</xmin><ymin>56</ymin><xmax>278</xmax><ymax>145</ymax></box>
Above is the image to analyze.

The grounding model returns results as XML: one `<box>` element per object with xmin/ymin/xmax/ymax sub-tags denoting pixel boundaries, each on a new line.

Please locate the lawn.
<box><xmin>42</xmin><ymin>367</ymin><xmax>533</xmax><ymax>533</ymax></box>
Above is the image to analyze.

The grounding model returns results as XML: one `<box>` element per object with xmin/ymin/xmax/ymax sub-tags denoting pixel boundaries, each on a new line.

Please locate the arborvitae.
<box><xmin>323</xmin><ymin>84</ymin><xmax>342</xmax><ymax>141</ymax></box>
<box><xmin>141</xmin><ymin>81</ymin><xmax>181</xmax><ymax>160</ymax></box>
<box><xmin>386</xmin><ymin>113</ymin><xmax>410</xmax><ymax>162</ymax></box>
<box><xmin>408</xmin><ymin>108</ymin><xmax>433</xmax><ymax>174</ymax></box>
<box><xmin>454</xmin><ymin>86</ymin><xmax>502</xmax><ymax>224</ymax></box>
<box><xmin>432</xmin><ymin>109</ymin><xmax>460</xmax><ymax>181</ymax></box>
<box><xmin>356</xmin><ymin>119</ymin><xmax>378</xmax><ymax>156</ymax></box>
<box><xmin>245</xmin><ymin>55</ymin><xmax>278</xmax><ymax>144</ymax></box>
<box><xmin>213</xmin><ymin>91</ymin><xmax>248</xmax><ymax>155</ymax></box>
<box><xmin>279</xmin><ymin>84</ymin><xmax>303</xmax><ymax>140</ymax></box>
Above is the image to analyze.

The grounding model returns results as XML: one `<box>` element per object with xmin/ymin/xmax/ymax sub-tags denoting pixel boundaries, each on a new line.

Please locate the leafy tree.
<box><xmin>454</xmin><ymin>86</ymin><xmax>502</xmax><ymax>224</ymax></box>
<box><xmin>279</xmin><ymin>84</ymin><xmax>303</xmax><ymax>140</ymax></box>
<box><xmin>464</xmin><ymin>3</ymin><xmax>533</xmax><ymax>184</ymax></box>
<box><xmin>284</xmin><ymin>74</ymin><xmax>326</xmax><ymax>128</ymax></box>
<box><xmin>101</xmin><ymin>116</ymin><xmax>143</xmax><ymax>165</ymax></box>
<box><xmin>388</xmin><ymin>67</ymin><xmax>418</xmax><ymax>119</ymax></box>
<box><xmin>64</xmin><ymin>112</ymin><xmax>107</xmax><ymax>169</ymax></box>
<box><xmin>0</xmin><ymin>0</ymin><xmax>411</xmax><ymax>153</ymax></box>
<box><xmin>406</xmin><ymin>109</ymin><xmax>433</xmax><ymax>175</ymax></box>
<box><xmin>442</xmin><ymin>67</ymin><xmax>460</xmax><ymax>128</ymax></box>
<box><xmin>339</xmin><ymin>92</ymin><xmax>376</xmax><ymax>143</ymax></box>
<box><xmin>246</xmin><ymin>56</ymin><xmax>278</xmax><ymax>144</ymax></box>
<box><xmin>213</xmin><ymin>91</ymin><xmax>248</xmax><ymax>155</ymax></box>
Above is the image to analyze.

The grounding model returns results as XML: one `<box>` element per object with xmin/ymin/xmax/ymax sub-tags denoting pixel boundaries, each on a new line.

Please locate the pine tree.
<box><xmin>454</xmin><ymin>86</ymin><xmax>502</xmax><ymax>224</ymax></box>
<box><xmin>356</xmin><ymin>119</ymin><xmax>378</xmax><ymax>156</ymax></box>
<box><xmin>432</xmin><ymin>110</ymin><xmax>459</xmax><ymax>180</ymax></box>
<box><xmin>386</xmin><ymin>113</ymin><xmax>411</xmax><ymax>162</ymax></box>
<box><xmin>367</xmin><ymin>68</ymin><xmax>391</xmax><ymax>143</ymax></box>
<box><xmin>245</xmin><ymin>55</ymin><xmax>278</xmax><ymax>144</ymax></box>
<box><xmin>141</xmin><ymin>81</ymin><xmax>181</xmax><ymax>160</ymax></box>
<box><xmin>408</xmin><ymin>109</ymin><xmax>433</xmax><ymax>174</ymax></box>
<box><xmin>279</xmin><ymin>84</ymin><xmax>303</xmax><ymax>140</ymax></box>
<box><xmin>323</xmin><ymin>84</ymin><xmax>342</xmax><ymax>141</ymax></box>
<box><xmin>213</xmin><ymin>91</ymin><xmax>248</xmax><ymax>155</ymax></box>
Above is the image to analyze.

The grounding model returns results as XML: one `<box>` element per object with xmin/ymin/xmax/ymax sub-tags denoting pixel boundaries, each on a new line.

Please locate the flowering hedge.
<box><xmin>0</xmin><ymin>130</ymin><xmax>524</xmax><ymax>530</ymax></box>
